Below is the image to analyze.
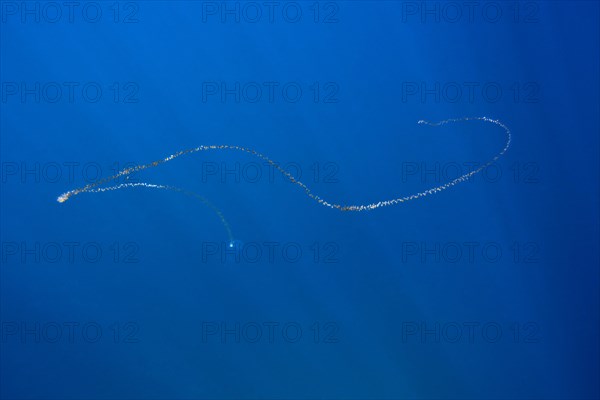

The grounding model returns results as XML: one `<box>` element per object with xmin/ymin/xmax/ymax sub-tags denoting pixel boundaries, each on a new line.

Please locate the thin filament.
<box><xmin>57</xmin><ymin>117</ymin><xmax>511</xmax><ymax>212</ymax></box>
<box><xmin>85</xmin><ymin>182</ymin><xmax>233</xmax><ymax>242</ymax></box>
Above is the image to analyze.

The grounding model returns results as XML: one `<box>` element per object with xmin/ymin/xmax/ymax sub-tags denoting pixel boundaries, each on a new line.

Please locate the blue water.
<box><xmin>1</xmin><ymin>1</ymin><xmax>599</xmax><ymax>399</ymax></box>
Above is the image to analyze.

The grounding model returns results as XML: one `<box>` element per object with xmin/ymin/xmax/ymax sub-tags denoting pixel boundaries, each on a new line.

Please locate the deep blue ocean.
<box><xmin>1</xmin><ymin>1</ymin><xmax>599</xmax><ymax>399</ymax></box>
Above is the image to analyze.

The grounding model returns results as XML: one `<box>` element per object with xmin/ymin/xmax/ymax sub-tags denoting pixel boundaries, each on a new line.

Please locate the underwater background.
<box><xmin>1</xmin><ymin>1</ymin><xmax>599</xmax><ymax>399</ymax></box>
